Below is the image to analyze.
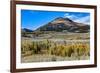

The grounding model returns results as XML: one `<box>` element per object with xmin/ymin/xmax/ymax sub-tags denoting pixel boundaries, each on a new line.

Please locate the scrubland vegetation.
<box><xmin>21</xmin><ymin>38</ymin><xmax>90</xmax><ymax>62</ymax></box>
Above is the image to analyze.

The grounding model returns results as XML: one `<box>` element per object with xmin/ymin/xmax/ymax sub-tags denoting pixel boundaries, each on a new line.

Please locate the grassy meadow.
<box><xmin>21</xmin><ymin>32</ymin><xmax>90</xmax><ymax>63</ymax></box>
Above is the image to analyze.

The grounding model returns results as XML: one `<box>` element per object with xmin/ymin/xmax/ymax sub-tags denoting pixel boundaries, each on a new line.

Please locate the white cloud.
<box><xmin>74</xmin><ymin>15</ymin><xmax>90</xmax><ymax>24</ymax></box>
<box><xmin>64</xmin><ymin>13</ymin><xmax>90</xmax><ymax>24</ymax></box>
<box><xmin>64</xmin><ymin>13</ymin><xmax>70</xmax><ymax>17</ymax></box>
<box><xmin>64</xmin><ymin>13</ymin><xmax>78</xmax><ymax>20</ymax></box>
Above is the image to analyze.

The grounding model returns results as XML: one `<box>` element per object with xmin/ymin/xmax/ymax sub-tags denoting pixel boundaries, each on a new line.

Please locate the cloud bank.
<box><xmin>64</xmin><ymin>13</ymin><xmax>90</xmax><ymax>24</ymax></box>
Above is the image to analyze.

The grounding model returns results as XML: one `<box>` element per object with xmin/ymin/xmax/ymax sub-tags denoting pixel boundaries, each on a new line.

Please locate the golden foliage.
<box><xmin>21</xmin><ymin>39</ymin><xmax>90</xmax><ymax>57</ymax></box>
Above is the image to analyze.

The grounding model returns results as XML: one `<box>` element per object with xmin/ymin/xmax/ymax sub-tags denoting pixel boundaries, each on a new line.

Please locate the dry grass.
<box><xmin>21</xmin><ymin>39</ymin><xmax>90</xmax><ymax>59</ymax></box>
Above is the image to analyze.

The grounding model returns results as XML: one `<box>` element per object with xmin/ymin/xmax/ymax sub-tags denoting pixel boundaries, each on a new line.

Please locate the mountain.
<box><xmin>36</xmin><ymin>17</ymin><xmax>90</xmax><ymax>33</ymax></box>
<box><xmin>22</xmin><ymin>28</ymin><xmax>33</xmax><ymax>32</ymax></box>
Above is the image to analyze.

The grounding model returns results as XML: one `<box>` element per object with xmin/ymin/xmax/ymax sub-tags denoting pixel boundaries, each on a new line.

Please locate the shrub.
<box><xmin>21</xmin><ymin>39</ymin><xmax>90</xmax><ymax>58</ymax></box>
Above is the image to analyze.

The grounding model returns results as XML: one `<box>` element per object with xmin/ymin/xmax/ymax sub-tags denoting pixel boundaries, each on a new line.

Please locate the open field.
<box><xmin>21</xmin><ymin>32</ymin><xmax>90</xmax><ymax>63</ymax></box>
<box><xmin>22</xmin><ymin>32</ymin><xmax>90</xmax><ymax>40</ymax></box>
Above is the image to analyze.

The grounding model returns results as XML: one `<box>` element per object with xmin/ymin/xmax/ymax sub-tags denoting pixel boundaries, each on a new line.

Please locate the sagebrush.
<box><xmin>21</xmin><ymin>39</ymin><xmax>90</xmax><ymax>58</ymax></box>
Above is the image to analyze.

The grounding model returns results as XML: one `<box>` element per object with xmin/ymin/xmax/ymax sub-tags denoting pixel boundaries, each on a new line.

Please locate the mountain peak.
<box><xmin>54</xmin><ymin>17</ymin><xmax>73</xmax><ymax>22</ymax></box>
<box><xmin>51</xmin><ymin>17</ymin><xmax>73</xmax><ymax>24</ymax></box>
<box><xmin>36</xmin><ymin>17</ymin><xmax>90</xmax><ymax>33</ymax></box>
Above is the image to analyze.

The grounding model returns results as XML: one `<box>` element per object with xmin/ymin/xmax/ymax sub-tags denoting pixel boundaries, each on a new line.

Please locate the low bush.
<box><xmin>21</xmin><ymin>39</ymin><xmax>90</xmax><ymax>58</ymax></box>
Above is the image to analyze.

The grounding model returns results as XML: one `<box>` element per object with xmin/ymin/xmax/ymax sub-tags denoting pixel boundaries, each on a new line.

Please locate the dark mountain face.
<box><xmin>22</xmin><ymin>28</ymin><xmax>33</xmax><ymax>32</ymax></box>
<box><xmin>36</xmin><ymin>17</ymin><xmax>90</xmax><ymax>33</ymax></box>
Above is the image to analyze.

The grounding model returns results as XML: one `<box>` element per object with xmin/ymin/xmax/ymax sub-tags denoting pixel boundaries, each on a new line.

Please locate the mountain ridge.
<box><xmin>36</xmin><ymin>17</ymin><xmax>90</xmax><ymax>33</ymax></box>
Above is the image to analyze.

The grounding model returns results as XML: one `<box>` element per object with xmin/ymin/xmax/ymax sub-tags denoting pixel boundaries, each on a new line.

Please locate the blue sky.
<box><xmin>21</xmin><ymin>9</ymin><xmax>90</xmax><ymax>30</ymax></box>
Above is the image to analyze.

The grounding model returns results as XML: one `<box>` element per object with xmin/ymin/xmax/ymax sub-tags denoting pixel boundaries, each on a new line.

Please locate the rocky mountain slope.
<box><xmin>36</xmin><ymin>17</ymin><xmax>90</xmax><ymax>33</ymax></box>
